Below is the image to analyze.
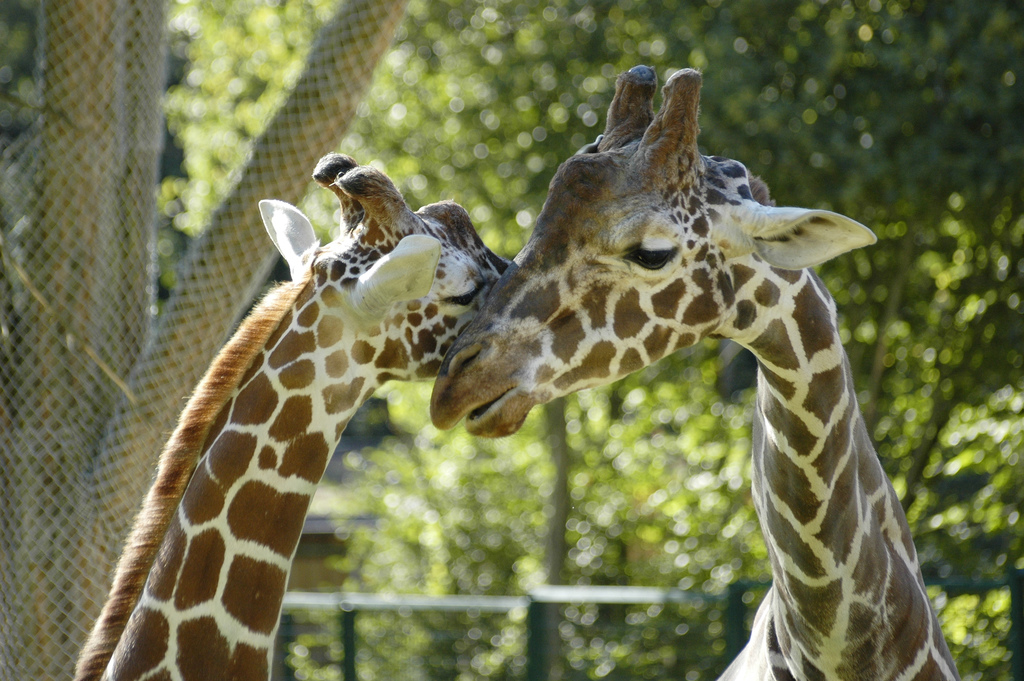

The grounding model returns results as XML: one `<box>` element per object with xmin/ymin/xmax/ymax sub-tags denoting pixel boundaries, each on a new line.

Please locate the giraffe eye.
<box><xmin>626</xmin><ymin>247</ymin><xmax>676</xmax><ymax>270</ymax></box>
<box><xmin>446</xmin><ymin>284</ymin><xmax>481</xmax><ymax>306</ymax></box>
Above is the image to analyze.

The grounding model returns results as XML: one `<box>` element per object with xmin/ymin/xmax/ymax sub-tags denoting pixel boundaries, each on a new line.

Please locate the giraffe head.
<box><xmin>264</xmin><ymin>153</ymin><xmax>509</xmax><ymax>381</ymax></box>
<box><xmin>430</xmin><ymin>66</ymin><xmax>875</xmax><ymax>436</ymax></box>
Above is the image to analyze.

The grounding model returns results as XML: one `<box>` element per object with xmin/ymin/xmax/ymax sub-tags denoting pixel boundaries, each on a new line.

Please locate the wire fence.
<box><xmin>278</xmin><ymin>572</ymin><xmax>1024</xmax><ymax>681</ymax></box>
<box><xmin>0</xmin><ymin>1</ymin><xmax>408</xmax><ymax>678</ymax></box>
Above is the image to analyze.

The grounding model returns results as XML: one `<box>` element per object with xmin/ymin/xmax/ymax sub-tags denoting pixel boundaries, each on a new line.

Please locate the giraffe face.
<box><xmin>430</xmin><ymin>67</ymin><xmax>874</xmax><ymax>437</ymax></box>
<box><xmin>296</xmin><ymin>154</ymin><xmax>509</xmax><ymax>382</ymax></box>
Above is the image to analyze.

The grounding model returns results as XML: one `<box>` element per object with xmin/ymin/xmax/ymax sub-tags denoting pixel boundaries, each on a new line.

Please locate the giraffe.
<box><xmin>430</xmin><ymin>66</ymin><xmax>960</xmax><ymax>680</ymax></box>
<box><xmin>74</xmin><ymin>153</ymin><xmax>509</xmax><ymax>681</ymax></box>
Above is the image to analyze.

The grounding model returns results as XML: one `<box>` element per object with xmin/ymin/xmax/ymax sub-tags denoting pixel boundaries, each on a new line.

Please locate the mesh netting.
<box><xmin>0</xmin><ymin>0</ymin><xmax>407</xmax><ymax>677</ymax></box>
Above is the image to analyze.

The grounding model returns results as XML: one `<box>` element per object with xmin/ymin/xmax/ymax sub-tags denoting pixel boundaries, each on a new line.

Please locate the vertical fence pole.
<box><xmin>724</xmin><ymin>581</ymin><xmax>748</xmax><ymax>663</ymax></box>
<box><xmin>526</xmin><ymin>599</ymin><xmax>552</xmax><ymax>681</ymax></box>
<box><xmin>1010</xmin><ymin>568</ymin><xmax>1024</xmax><ymax>681</ymax></box>
<box><xmin>341</xmin><ymin>607</ymin><xmax>357</xmax><ymax>681</ymax></box>
<box><xmin>280</xmin><ymin>612</ymin><xmax>296</xmax><ymax>681</ymax></box>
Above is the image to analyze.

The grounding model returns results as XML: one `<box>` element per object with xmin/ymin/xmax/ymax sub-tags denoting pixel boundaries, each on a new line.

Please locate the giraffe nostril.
<box><xmin>447</xmin><ymin>342</ymin><xmax>482</xmax><ymax>376</ymax></box>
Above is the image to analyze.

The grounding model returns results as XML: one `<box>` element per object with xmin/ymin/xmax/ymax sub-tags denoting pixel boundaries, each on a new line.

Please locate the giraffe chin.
<box><xmin>464</xmin><ymin>391</ymin><xmax>537</xmax><ymax>438</ymax></box>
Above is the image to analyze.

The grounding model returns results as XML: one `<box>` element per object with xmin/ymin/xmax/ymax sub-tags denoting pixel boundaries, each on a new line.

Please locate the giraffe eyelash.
<box><xmin>625</xmin><ymin>246</ymin><xmax>677</xmax><ymax>270</ymax></box>
<box><xmin>446</xmin><ymin>283</ymin><xmax>482</xmax><ymax>306</ymax></box>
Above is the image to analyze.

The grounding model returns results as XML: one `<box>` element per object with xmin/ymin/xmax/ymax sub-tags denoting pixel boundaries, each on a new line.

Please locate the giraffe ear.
<box><xmin>259</xmin><ymin>199</ymin><xmax>320</xmax><ymax>281</ymax></box>
<box><xmin>348</xmin><ymin>234</ymin><xmax>442</xmax><ymax>319</ymax></box>
<box><xmin>716</xmin><ymin>205</ymin><xmax>877</xmax><ymax>270</ymax></box>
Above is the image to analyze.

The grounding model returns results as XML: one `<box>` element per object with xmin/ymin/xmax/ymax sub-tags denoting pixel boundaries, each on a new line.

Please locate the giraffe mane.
<box><xmin>748</xmin><ymin>173</ymin><xmax>776</xmax><ymax>207</ymax></box>
<box><xmin>74</xmin><ymin>271</ymin><xmax>313</xmax><ymax>681</ymax></box>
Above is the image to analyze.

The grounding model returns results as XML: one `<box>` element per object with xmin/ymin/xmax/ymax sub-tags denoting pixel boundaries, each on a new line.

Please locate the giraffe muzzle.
<box><xmin>430</xmin><ymin>340</ymin><xmax>536</xmax><ymax>436</ymax></box>
<box><xmin>463</xmin><ymin>388</ymin><xmax>537</xmax><ymax>438</ymax></box>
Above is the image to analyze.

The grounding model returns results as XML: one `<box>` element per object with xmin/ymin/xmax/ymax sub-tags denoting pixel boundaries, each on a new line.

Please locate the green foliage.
<box><xmin>162</xmin><ymin>0</ymin><xmax>338</xmax><ymax>237</ymax></box>
<box><xmin>0</xmin><ymin>0</ymin><xmax>36</xmax><ymax>139</ymax></box>
<box><xmin>145</xmin><ymin>0</ymin><xmax>1024</xmax><ymax>675</ymax></box>
<box><xmin>315</xmin><ymin>0</ymin><xmax>1024</xmax><ymax>584</ymax></box>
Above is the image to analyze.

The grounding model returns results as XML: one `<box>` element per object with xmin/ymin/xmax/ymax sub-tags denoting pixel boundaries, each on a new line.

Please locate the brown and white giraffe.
<box><xmin>75</xmin><ymin>153</ymin><xmax>508</xmax><ymax>681</ymax></box>
<box><xmin>431</xmin><ymin>66</ymin><xmax>960</xmax><ymax>680</ymax></box>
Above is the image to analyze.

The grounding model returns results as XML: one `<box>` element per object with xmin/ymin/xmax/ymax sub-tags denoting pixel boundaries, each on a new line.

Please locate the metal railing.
<box><xmin>278</xmin><ymin>568</ymin><xmax>1024</xmax><ymax>681</ymax></box>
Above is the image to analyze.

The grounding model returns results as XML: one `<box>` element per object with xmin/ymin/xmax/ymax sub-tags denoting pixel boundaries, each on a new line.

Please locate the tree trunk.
<box><xmin>542</xmin><ymin>397</ymin><xmax>573</xmax><ymax>679</ymax></box>
<box><xmin>1</xmin><ymin>0</ymin><xmax>154</xmax><ymax>677</ymax></box>
<box><xmin>0</xmin><ymin>0</ymin><xmax>409</xmax><ymax>677</ymax></box>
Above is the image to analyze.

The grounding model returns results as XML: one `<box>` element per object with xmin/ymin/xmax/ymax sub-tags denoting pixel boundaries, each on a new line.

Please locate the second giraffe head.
<box><xmin>263</xmin><ymin>153</ymin><xmax>510</xmax><ymax>383</ymax></box>
<box><xmin>430</xmin><ymin>66</ymin><xmax>876</xmax><ymax>436</ymax></box>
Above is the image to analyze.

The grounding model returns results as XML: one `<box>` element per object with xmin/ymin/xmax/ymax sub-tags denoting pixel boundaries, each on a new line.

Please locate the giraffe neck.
<box><xmin>721</xmin><ymin>259</ymin><xmax>958</xmax><ymax>680</ymax></box>
<box><xmin>101</xmin><ymin>283</ymin><xmax>389</xmax><ymax>680</ymax></box>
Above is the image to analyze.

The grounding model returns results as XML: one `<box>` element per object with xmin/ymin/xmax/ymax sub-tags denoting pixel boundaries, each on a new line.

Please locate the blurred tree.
<box><xmin>3</xmin><ymin>0</ymin><xmax>1022</xmax><ymax>677</ymax></box>
<box><xmin>284</xmin><ymin>0</ymin><xmax>1024</xmax><ymax>572</ymax></box>
<box><xmin>277</xmin><ymin>0</ymin><xmax>1021</xmax><ymax>675</ymax></box>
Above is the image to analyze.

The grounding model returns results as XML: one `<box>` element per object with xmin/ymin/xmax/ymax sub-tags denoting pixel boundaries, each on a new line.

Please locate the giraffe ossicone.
<box><xmin>75</xmin><ymin>154</ymin><xmax>508</xmax><ymax>681</ymax></box>
<box><xmin>431</xmin><ymin>67</ymin><xmax>959</xmax><ymax>680</ymax></box>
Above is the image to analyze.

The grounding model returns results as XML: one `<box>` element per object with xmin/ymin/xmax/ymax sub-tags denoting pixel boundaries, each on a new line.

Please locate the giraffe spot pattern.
<box><xmin>581</xmin><ymin>284</ymin><xmax>611</xmax><ymax>328</ymax></box>
<box><xmin>650</xmin><ymin>279</ymin><xmax>687</xmax><ymax>319</ymax></box>
<box><xmin>351</xmin><ymin>339</ymin><xmax>376</xmax><ymax>364</ymax></box>
<box><xmin>258</xmin><ymin>445</ymin><xmax>277</xmax><ymax>470</ymax></box>
<box><xmin>682</xmin><ymin>268</ymin><xmax>720</xmax><ymax>326</ymax></box>
<box><xmin>763</xmin><ymin>499</ymin><xmax>825</xmax><ymax>579</ymax></box>
<box><xmin>221</xmin><ymin>555</ymin><xmax>288</xmax><ymax>634</ymax></box>
<box><xmin>612</xmin><ymin>289</ymin><xmax>646</xmax><ymax>338</ymax></box>
<box><xmin>814</xmin><ymin>413</ymin><xmax>853</xmax><ymax>487</ymax></box>
<box><xmin>750</xmin><ymin>319</ymin><xmax>802</xmax><ymax>373</ymax></box>
<box><xmin>226</xmin><ymin>479</ymin><xmax>310</xmax><ymax>557</ymax></box>
<box><xmin>231</xmin><ymin>373</ymin><xmax>278</xmax><ymax>426</ymax></box>
<box><xmin>415</xmin><ymin>328</ymin><xmax>438</xmax><ymax>359</ymax></box>
<box><xmin>619</xmin><ymin>347</ymin><xmax>644</xmax><ymax>374</ymax></box>
<box><xmin>554</xmin><ymin>340</ymin><xmax>616</xmax><ymax>391</ymax></box>
<box><xmin>235</xmin><ymin>352</ymin><xmax>266</xmax><ymax>395</ymax></box>
<box><xmin>113</xmin><ymin>607</ymin><xmax>169</xmax><ymax>681</ymax></box>
<box><xmin>317</xmin><ymin>315</ymin><xmax>344</xmax><ymax>348</ymax></box>
<box><xmin>731</xmin><ymin>263</ymin><xmax>757</xmax><ymax>291</ymax></box>
<box><xmin>794</xmin><ymin>283</ymin><xmax>836</xmax><ymax>359</ymax></box>
<box><xmin>146</xmin><ymin>514</ymin><xmax>187</xmax><ymax>601</ymax></box>
<box><xmin>415</xmin><ymin>357</ymin><xmax>443</xmax><ymax>380</ymax></box>
<box><xmin>263</xmin><ymin>311</ymin><xmax>293</xmax><ymax>352</ymax></box>
<box><xmin>374</xmin><ymin>336</ymin><xmax>408</xmax><ymax>370</ymax></box>
<box><xmin>180</xmin><ymin>465</ymin><xmax>226</xmax><ymax>525</ymax></box>
<box><xmin>762</xmin><ymin>393</ymin><xmax>819</xmax><ymax>469</ymax></box>
<box><xmin>177</xmin><ymin>616</ymin><xmax>268</xmax><ymax>681</ymax></box>
<box><xmin>734</xmin><ymin>300</ymin><xmax>757</xmax><ymax>331</ymax></box>
<box><xmin>323</xmin><ymin>376</ymin><xmax>365</xmax><ymax>414</ymax></box>
<box><xmin>672</xmin><ymin>332</ymin><xmax>696</xmax><ymax>351</ymax></box>
<box><xmin>755</xmin><ymin>278</ymin><xmax>781</xmax><ymax>307</ymax></box>
<box><xmin>268</xmin><ymin>330</ymin><xmax>316</xmax><ymax>370</ymax></box>
<box><xmin>279</xmin><ymin>358</ymin><xmax>315</xmax><ymax>389</ymax></box>
<box><xmin>173</xmin><ymin>528</ymin><xmax>226</xmax><ymax>609</ymax></box>
<box><xmin>207</xmin><ymin>431</ymin><xmax>258</xmax><ymax>488</ymax></box>
<box><xmin>198</xmin><ymin>401</ymin><xmax>232</xmax><ymax>458</ymax></box>
<box><xmin>514</xmin><ymin>279</ymin><xmax>560</xmax><ymax>323</ymax></box>
<box><xmin>269</xmin><ymin>395</ymin><xmax>313</xmax><ymax>442</ymax></box>
<box><xmin>642</xmin><ymin>326</ymin><xmax>672</xmax><ymax>360</ymax></box>
<box><xmin>551</xmin><ymin>312</ymin><xmax>586</xmax><ymax>363</ymax></box>
<box><xmin>815</xmin><ymin>461</ymin><xmax>861</xmax><ymax>565</ymax></box>
<box><xmin>803</xmin><ymin>365</ymin><xmax>844</xmax><ymax>426</ymax></box>
<box><xmin>279</xmin><ymin>432</ymin><xmax>329</xmax><ymax>483</ymax></box>
<box><xmin>325</xmin><ymin>349</ymin><xmax>349</xmax><ymax>377</ymax></box>
<box><xmin>762</xmin><ymin>435</ymin><xmax>821</xmax><ymax>526</ymax></box>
